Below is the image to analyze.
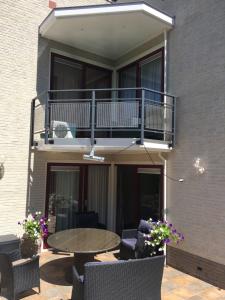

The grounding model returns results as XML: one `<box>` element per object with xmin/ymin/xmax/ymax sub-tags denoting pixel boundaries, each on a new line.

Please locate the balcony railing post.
<box><xmin>140</xmin><ymin>89</ymin><xmax>145</xmax><ymax>145</ymax></box>
<box><xmin>44</xmin><ymin>92</ymin><xmax>50</xmax><ymax>144</ymax></box>
<box><xmin>91</xmin><ymin>90</ymin><xmax>95</xmax><ymax>145</ymax></box>
<box><xmin>172</xmin><ymin>96</ymin><xmax>177</xmax><ymax>147</ymax></box>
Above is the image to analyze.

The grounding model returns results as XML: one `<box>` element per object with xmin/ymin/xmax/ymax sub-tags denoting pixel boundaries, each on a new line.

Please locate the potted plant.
<box><xmin>18</xmin><ymin>212</ymin><xmax>49</xmax><ymax>257</ymax></box>
<box><xmin>139</xmin><ymin>219</ymin><xmax>184</xmax><ymax>257</ymax></box>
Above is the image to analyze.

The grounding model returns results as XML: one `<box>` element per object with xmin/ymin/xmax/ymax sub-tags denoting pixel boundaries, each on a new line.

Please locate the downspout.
<box><xmin>158</xmin><ymin>153</ymin><xmax>167</xmax><ymax>222</ymax></box>
<box><xmin>162</xmin><ymin>30</ymin><xmax>168</xmax><ymax>222</ymax></box>
<box><xmin>163</xmin><ymin>30</ymin><xmax>167</xmax><ymax>142</ymax></box>
<box><xmin>158</xmin><ymin>152</ymin><xmax>167</xmax><ymax>262</ymax></box>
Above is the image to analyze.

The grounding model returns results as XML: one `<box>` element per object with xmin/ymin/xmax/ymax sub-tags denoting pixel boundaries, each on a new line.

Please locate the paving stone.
<box><xmin>17</xmin><ymin>251</ymin><xmax>225</xmax><ymax>300</ymax></box>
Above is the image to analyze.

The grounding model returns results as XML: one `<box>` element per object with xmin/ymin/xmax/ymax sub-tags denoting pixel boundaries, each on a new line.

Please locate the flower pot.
<box><xmin>20</xmin><ymin>235</ymin><xmax>42</xmax><ymax>258</ymax></box>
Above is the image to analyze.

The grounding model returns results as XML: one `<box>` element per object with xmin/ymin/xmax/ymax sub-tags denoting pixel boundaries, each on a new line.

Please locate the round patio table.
<box><xmin>47</xmin><ymin>228</ymin><xmax>120</xmax><ymax>277</ymax></box>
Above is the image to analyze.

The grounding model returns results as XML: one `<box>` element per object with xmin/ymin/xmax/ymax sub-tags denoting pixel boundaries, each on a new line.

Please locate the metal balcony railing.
<box><xmin>31</xmin><ymin>88</ymin><xmax>176</xmax><ymax>147</ymax></box>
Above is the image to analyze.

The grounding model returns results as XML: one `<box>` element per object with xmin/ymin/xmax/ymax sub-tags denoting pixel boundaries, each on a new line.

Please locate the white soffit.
<box><xmin>39</xmin><ymin>2</ymin><xmax>174</xmax><ymax>60</ymax></box>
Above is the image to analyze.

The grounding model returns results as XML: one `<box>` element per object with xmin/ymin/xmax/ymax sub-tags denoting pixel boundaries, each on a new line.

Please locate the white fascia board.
<box><xmin>40</xmin><ymin>3</ymin><xmax>173</xmax><ymax>35</ymax></box>
<box><xmin>55</xmin><ymin>4</ymin><xmax>173</xmax><ymax>25</ymax></box>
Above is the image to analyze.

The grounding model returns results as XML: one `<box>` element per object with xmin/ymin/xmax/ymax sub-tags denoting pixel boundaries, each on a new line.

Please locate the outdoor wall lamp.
<box><xmin>0</xmin><ymin>155</ymin><xmax>5</xmax><ymax>179</ymax></box>
<box><xmin>193</xmin><ymin>157</ymin><xmax>205</xmax><ymax>175</ymax></box>
<box><xmin>83</xmin><ymin>147</ymin><xmax>105</xmax><ymax>162</ymax></box>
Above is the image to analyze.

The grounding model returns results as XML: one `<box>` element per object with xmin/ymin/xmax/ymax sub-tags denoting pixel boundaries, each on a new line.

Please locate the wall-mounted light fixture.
<box><xmin>193</xmin><ymin>157</ymin><xmax>205</xmax><ymax>175</ymax></box>
<box><xmin>83</xmin><ymin>147</ymin><xmax>105</xmax><ymax>162</ymax></box>
<box><xmin>0</xmin><ymin>155</ymin><xmax>5</xmax><ymax>179</ymax></box>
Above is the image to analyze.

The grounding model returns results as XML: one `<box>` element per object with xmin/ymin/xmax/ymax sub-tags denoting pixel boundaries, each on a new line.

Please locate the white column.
<box><xmin>107</xmin><ymin>163</ymin><xmax>117</xmax><ymax>231</ymax></box>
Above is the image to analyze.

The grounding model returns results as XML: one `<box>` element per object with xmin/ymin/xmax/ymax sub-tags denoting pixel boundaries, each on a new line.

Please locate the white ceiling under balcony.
<box><xmin>39</xmin><ymin>2</ymin><xmax>174</xmax><ymax>61</ymax></box>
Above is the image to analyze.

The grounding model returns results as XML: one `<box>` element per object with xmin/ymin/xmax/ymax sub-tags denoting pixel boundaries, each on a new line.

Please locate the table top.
<box><xmin>47</xmin><ymin>228</ymin><xmax>120</xmax><ymax>254</ymax></box>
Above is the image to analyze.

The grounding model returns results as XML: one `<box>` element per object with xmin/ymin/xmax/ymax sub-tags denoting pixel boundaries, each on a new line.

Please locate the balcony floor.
<box><xmin>19</xmin><ymin>251</ymin><xmax>225</xmax><ymax>300</ymax></box>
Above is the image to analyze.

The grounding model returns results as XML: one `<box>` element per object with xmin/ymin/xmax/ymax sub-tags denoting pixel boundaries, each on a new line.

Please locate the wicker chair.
<box><xmin>75</xmin><ymin>211</ymin><xmax>99</xmax><ymax>228</ymax></box>
<box><xmin>120</xmin><ymin>220</ymin><xmax>152</xmax><ymax>259</ymax></box>
<box><xmin>71</xmin><ymin>255</ymin><xmax>165</xmax><ymax>300</ymax></box>
<box><xmin>0</xmin><ymin>253</ymin><xmax>40</xmax><ymax>300</ymax></box>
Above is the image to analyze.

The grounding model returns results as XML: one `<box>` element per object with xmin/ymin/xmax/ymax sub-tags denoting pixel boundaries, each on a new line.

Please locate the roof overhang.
<box><xmin>39</xmin><ymin>2</ymin><xmax>174</xmax><ymax>60</ymax></box>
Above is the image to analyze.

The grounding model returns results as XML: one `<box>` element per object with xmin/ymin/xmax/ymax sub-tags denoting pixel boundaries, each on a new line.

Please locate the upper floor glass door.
<box><xmin>50</xmin><ymin>53</ymin><xmax>112</xmax><ymax>99</ymax></box>
<box><xmin>118</xmin><ymin>49</ymin><xmax>163</xmax><ymax>100</ymax></box>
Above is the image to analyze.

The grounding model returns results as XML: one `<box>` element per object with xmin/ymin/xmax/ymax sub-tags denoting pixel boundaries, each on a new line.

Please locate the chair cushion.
<box><xmin>135</xmin><ymin>232</ymin><xmax>151</xmax><ymax>258</ymax></box>
<box><xmin>121</xmin><ymin>238</ymin><xmax>137</xmax><ymax>251</ymax></box>
<box><xmin>138</xmin><ymin>220</ymin><xmax>151</xmax><ymax>234</ymax></box>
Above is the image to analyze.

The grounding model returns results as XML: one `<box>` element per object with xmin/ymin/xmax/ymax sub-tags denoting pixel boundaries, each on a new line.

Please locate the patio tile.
<box><xmin>172</xmin><ymin>287</ymin><xmax>200</xmax><ymax>298</ymax></box>
<box><xmin>187</xmin><ymin>296</ymin><xmax>204</xmax><ymax>300</ymax></box>
<box><xmin>162</xmin><ymin>294</ymin><xmax>184</xmax><ymax>300</ymax></box>
<box><xmin>198</xmin><ymin>287</ymin><xmax>225</xmax><ymax>299</ymax></box>
<box><xmin>17</xmin><ymin>251</ymin><xmax>225</xmax><ymax>300</ymax></box>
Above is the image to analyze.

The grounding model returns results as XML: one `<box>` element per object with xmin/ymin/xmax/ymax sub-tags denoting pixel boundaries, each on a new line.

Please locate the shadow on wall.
<box><xmin>26</xmin><ymin>150</ymin><xmax>47</xmax><ymax>217</ymax></box>
<box><xmin>25</xmin><ymin>35</ymin><xmax>53</xmax><ymax>216</ymax></box>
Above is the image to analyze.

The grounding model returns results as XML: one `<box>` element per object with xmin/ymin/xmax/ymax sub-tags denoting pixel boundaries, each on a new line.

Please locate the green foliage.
<box><xmin>144</xmin><ymin>219</ymin><xmax>184</xmax><ymax>256</ymax></box>
<box><xmin>18</xmin><ymin>212</ymin><xmax>49</xmax><ymax>241</ymax></box>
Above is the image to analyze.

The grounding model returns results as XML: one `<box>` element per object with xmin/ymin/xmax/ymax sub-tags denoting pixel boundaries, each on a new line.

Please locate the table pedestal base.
<box><xmin>74</xmin><ymin>252</ymin><xmax>96</xmax><ymax>275</ymax></box>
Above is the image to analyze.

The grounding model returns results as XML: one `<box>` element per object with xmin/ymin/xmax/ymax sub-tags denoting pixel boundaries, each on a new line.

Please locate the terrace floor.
<box><xmin>19</xmin><ymin>251</ymin><xmax>225</xmax><ymax>300</ymax></box>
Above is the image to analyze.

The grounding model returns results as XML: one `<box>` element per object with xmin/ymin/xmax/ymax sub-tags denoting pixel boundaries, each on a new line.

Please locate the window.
<box><xmin>50</xmin><ymin>53</ymin><xmax>112</xmax><ymax>99</ymax></box>
<box><xmin>118</xmin><ymin>49</ymin><xmax>163</xmax><ymax>101</ymax></box>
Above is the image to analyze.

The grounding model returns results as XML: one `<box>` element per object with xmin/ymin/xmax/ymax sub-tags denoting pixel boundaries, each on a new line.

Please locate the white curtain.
<box><xmin>119</xmin><ymin>64</ymin><xmax>137</xmax><ymax>100</ymax></box>
<box><xmin>87</xmin><ymin>166</ymin><xmax>108</xmax><ymax>225</ymax></box>
<box><xmin>141</xmin><ymin>54</ymin><xmax>162</xmax><ymax>102</ymax></box>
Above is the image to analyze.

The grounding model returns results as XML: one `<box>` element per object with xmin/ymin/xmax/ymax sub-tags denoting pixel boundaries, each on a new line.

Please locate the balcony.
<box><xmin>32</xmin><ymin>88</ymin><xmax>176</xmax><ymax>152</ymax></box>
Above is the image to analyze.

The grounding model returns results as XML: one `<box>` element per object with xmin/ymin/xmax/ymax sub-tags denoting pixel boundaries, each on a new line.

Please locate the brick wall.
<box><xmin>152</xmin><ymin>0</ymin><xmax>225</xmax><ymax>266</ymax></box>
<box><xmin>0</xmin><ymin>0</ymin><xmax>50</xmax><ymax>235</ymax></box>
<box><xmin>0</xmin><ymin>0</ymin><xmax>109</xmax><ymax>235</ymax></box>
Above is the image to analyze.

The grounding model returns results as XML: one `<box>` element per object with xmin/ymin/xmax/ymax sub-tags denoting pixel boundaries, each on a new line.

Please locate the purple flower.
<box><xmin>169</xmin><ymin>223</ymin><xmax>173</xmax><ymax>227</ymax></box>
<box><xmin>164</xmin><ymin>238</ymin><xmax>170</xmax><ymax>244</ymax></box>
<box><xmin>172</xmin><ymin>229</ymin><xmax>177</xmax><ymax>234</ymax></box>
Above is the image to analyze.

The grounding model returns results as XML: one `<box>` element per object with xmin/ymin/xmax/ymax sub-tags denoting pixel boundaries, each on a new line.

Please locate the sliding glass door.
<box><xmin>116</xmin><ymin>166</ymin><xmax>163</xmax><ymax>234</ymax></box>
<box><xmin>46</xmin><ymin>164</ymin><xmax>109</xmax><ymax>233</ymax></box>
<box><xmin>119</xmin><ymin>64</ymin><xmax>137</xmax><ymax>99</ymax></box>
<box><xmin>51</xmin><ymin>53</ymin><xmax>112</xmax><ymax>97</ymax></box>
<box><xmin>140</xmin><ymin>52</ymin><xmax>163</xmax><ymax>101</ymax></box>
<box><xmin>117</xmin><ymin>49</ymin><xmax>163</xmax><ymax>140</ymax></box>
<box><xmin>47</xmin><ymin>166</ymin><xmax>80</xmax><ymax>233</ymax></box>
<box><xmin>118</xmin><ymin>49</ymin><xmax>163</xmax><ymax>97</ymax></box>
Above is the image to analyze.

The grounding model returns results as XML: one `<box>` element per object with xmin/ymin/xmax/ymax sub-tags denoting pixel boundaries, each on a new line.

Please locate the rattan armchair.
<box><xmin>120</xmin><ymin>220</ymin><xmax>152</xmax><ymax>259</ymax></box>
<box><xmin>71</xmin><ymin>255</ymin><xmax>165</xmax><ymax>300</ymax></box>
<box><xmin>0</xmin><ymin>253</ymin><xmax>40</xmax><ymax>300</ymax></box>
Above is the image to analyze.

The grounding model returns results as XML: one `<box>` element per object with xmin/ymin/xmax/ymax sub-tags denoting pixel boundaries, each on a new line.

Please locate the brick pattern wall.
<box><xmin>159</xmin><ymin>0</ymin><xmax>225</xmax><ymax>266</ymax></box>
<box><xmin>0</xmin><ymin>0</ymin><xmax>111</xmax><ymax>235</ymax></box>
<box><xmin>0</xmin><ymin>0</ymin><xmax>50</xmax><ymax>235</ymax></box>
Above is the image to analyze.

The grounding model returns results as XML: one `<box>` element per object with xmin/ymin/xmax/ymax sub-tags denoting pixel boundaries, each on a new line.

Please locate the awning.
<box><xmin>39</xmin><ymin>2</ymin><xmax>174</xmax><ymax>61</ymax></box>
